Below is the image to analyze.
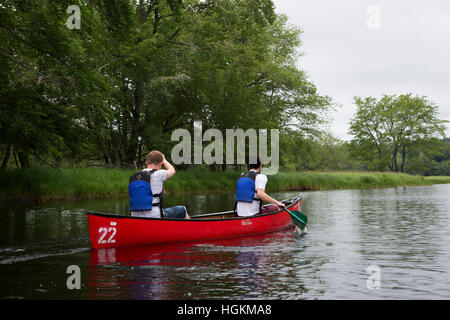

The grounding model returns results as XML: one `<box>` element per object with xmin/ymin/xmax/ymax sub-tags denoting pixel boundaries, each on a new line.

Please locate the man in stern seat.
<box><xmin>235</xmin><ymin>156</ymin><xmax>286</xmax><ymax>217</ymax></box>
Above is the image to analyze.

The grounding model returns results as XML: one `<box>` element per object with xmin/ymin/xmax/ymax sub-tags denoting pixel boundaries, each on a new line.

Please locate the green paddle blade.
<box><xmin>286</xmin><ymin>209</ymin><xmax>308</xmax><ymax>231</ymax></box>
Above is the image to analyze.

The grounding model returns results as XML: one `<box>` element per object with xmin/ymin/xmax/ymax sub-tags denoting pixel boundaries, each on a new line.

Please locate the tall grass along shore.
<box><xmin>0</xmin><ymin>167</ymin><xmax>449</xmax><ymax>202</ymax></box>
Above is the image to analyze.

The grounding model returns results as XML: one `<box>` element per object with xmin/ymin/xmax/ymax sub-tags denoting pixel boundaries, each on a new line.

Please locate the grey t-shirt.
<box><xmin>131</xmin><ymin>169</ymin><xmax>167</xmax><ymax>218</ymax></box>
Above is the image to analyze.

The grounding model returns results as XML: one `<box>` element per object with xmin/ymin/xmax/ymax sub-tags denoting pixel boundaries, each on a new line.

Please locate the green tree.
<box><xmin>1</xmin><ymin>0</ymin><xmax>333</xmax><ymax>170</ymax></box>
<box><xmin>0</xmin><ymin>0</ymin><xmax>114</xmax><ymax>167</ymax></box>
<box><xmin>405</xmin><ymin>138</ymin><xmax>450</xmax><ymax>176</ymax></box>
<box><xmin>349</xmin><ymin>94</ymin><xmax>447</xmax><ymax>172</ymax></box>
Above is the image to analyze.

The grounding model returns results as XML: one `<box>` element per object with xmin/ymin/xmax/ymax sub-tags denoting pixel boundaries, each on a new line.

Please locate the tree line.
<box><xmin>0</xmin><ymin>0</ymin><xmax>332</xmax><ymax>170</ymax></box>
<box><xmin>284</xmin><ymin>94</ymin><xmax>448</xmax><ymax>176</ymax></box>
<box><xmin>1</xmin><ymin>1</ymin><xmax>448</xmax><ymax>175</ymax></box>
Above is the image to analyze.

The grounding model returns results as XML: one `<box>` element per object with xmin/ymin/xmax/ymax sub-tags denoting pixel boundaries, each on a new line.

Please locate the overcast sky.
<box><xmin>272</xmin><ymin>0</ymin><xmax>450</xmax><ymax>141</ymax></box>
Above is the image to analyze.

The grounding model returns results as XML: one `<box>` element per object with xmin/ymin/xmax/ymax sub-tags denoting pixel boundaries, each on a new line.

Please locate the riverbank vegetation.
<box><xmin>1</xmin><ymin>167</ymin><xmax>449</xmax><ymax>202</ymax></box>
<box><xmin>1</xmin><ymin>1</ymin><xmax>448</xmax><ymax>201</ymax></box>
<box><xmin>284</xmin><ymin>134</ymin><xmax>450</xmax><ymax>177</ymax></box>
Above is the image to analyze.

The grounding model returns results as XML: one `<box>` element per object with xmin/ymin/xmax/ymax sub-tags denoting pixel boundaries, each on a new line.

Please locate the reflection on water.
<box><xmin>86</xmin><ymin>233</ymin><xmax>308</xmax><ymax>300</ymax></box>
<box><xmin>0</xmin><ymin>184</ymin><xmax>449</xmax><ymax>299</ymax></box>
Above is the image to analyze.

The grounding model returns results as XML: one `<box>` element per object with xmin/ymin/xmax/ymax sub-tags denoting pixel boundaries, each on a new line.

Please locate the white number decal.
<box><xmin>98</xmin><ymin>226</ymin><xmax>117</xmax><ymax>244</ymax></box>
<box><xmin>98</xmin><ymin>227</ymin><xmax>108</xmax><ymax>244</ymax></box>
<box><xmin>107</xmin><ymin>227</ymin><xmax>116</xmax><ymax>244</ymax></box>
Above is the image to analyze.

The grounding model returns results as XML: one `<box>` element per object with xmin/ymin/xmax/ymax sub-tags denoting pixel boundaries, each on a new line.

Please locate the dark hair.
<box><xmin>248</xmin><ymin>155</ymin><xmax>262</xmax><ymax>170</ymax></box>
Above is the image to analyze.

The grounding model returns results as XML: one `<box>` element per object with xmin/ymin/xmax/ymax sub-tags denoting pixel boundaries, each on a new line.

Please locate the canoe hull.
<box><xmin>87</xmin><ymin>196</ymin><xmax>302</xmax><ymax>249</ymax></box>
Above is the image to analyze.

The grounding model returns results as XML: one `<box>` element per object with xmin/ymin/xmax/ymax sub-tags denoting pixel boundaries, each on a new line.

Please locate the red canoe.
<box><xmin>87</xmin><ymin>195</ymin><xmax>302</xmax><ymax>249</ymax></box>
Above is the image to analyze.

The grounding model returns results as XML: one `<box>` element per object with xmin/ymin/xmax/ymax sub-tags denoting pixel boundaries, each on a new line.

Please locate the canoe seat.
<box><xmin>192</xmin><ymin>211</ymin><xmax>238</xmax><ymax>220</ymax></box>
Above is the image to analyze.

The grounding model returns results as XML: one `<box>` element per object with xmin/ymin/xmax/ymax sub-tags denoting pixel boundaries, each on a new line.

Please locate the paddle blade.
<box><xmin>289</xmin><ymin>210</ymin><xmax>308</xmax><ymax>231</ymax></box>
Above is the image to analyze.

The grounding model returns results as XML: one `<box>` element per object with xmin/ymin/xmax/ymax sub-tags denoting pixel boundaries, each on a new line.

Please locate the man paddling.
<box><xmin>235</xmin><ymin>156</ymin><xmax>286</xmax><ymax>217</ymax></box>
<box><xmin>129</xmin><ymin>151</ymin><xmax>190</xmax><ymax>219</ymax></box>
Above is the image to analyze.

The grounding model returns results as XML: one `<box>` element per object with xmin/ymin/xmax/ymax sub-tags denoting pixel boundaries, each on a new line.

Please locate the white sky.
<box><xmin>272</xmin><ymin>0</ymin><xmax>450</xmax><ymax>141</ymax></box>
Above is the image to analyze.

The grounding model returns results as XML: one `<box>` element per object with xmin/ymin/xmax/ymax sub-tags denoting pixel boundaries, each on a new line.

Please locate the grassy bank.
<box><xmin>0</xmin><ymin>167</ymin><xmax>449</xmax><ymax>202</ymax></box>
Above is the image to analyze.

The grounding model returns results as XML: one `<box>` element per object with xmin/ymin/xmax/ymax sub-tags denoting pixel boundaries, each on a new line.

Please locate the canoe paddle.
<box><xmin>285</xmin><ymin>207</ymin><xmax>308</xmax><ymax>231</ymax></box>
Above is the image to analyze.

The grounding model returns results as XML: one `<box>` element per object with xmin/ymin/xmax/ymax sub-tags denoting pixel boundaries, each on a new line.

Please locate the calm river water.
<box><xmin>1</xmin><ymin>184</ymin><xmax>449</xmax><ymax>299</ymax></box>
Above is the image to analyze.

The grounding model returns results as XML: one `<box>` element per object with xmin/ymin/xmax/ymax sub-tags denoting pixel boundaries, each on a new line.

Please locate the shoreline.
<box><xmin>2</xmin><ymin>182</ymin><xmax>449</xmax><ymax>203</ymax></box>
<box><xmin>1</xmin><ymin>167</ymin><xmax>449</xmax><ymax>203</ymax></box>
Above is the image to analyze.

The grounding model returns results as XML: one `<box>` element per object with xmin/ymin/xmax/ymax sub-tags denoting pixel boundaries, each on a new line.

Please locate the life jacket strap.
<box><xmin>142</xmin><ymin>170</ymin><xmax>165</xmax><ymax>217</ymax></box>
<box><xmin>152</xmin><ymin>192</ymin><xmax>164</xmax><ymax>218</ymax></box>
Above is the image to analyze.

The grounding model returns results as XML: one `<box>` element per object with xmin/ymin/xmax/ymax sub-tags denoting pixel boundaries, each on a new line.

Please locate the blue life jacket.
<box><xmin>235</xmin><ymin>170</ymin><xmax>262</xmax><ymax>213</ymax></box>
<box><xmin>129</xmin><ymin>170</ymin><xmax>164</xmax><ymax>217</ymax></box>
